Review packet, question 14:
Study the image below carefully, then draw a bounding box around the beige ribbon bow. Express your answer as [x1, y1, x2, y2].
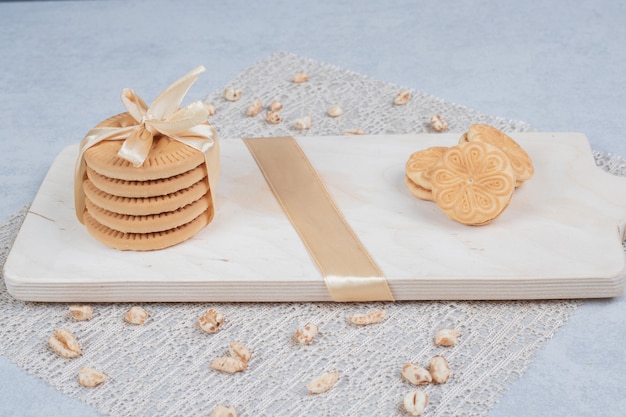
[74, 66, 219, 223]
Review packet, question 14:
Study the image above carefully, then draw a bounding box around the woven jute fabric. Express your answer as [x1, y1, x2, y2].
[1, 52, 624, 417]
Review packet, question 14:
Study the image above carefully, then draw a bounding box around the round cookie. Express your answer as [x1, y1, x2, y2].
[462, 124, 534, 185]
[430, 141, 516, 226]
[86, 164, 207, 198]
[83, 178, 210, 216]
[83, 210, 211, 251]
[404, 175, 433, 201]
[83, 113, 206, 181]
[405, 146, 447, 190]
[85, 194, 210, 234]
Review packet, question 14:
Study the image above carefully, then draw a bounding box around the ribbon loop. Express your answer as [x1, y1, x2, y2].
[121, 88, 148, 122]
[148, 66, 206, 120]
[117, 126, 154, 167]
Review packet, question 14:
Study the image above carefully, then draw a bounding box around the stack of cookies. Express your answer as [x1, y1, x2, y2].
[80, 113, 213, 251]
[405, 124, 534, 226]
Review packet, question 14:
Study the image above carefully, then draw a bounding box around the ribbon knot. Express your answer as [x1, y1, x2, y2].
[141, 114, 156, 124]
[74, 66, 220, 225]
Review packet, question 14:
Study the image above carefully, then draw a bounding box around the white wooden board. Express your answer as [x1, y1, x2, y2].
[4, 133, 626, 302]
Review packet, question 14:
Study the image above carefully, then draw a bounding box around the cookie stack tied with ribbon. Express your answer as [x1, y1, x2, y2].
[74, 66, 220, 251]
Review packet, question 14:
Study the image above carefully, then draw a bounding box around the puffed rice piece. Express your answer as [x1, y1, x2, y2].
[293, 322, 319, 345]
[198, 308, 225, 334]
[393, 90, 411, 105]
[49, 328, 81, 358]
[403, 390, 428, 416]
[268, 100, 283, 111]
[212, 404, 237, 417]
[69, 305, 93, 321]
[210, 356, 247, 374]
[294, 115, 312, 130]
[430, 114, 448, 132]
[434, 328, 460, 346]
[348, 309, 386, 325]
[429, 355, 450, 384]
[327, 104, 343, 118]
[344, 129, 365, 135]
[293, 71, 309, 83]
[124, 306, 148, 325]
[401, 363, 432, 386]
[223, 88, 242, 102]
[229, 340, 252, 364]
[265, 111, 282, 124]
[78, 367, 107, 387]
[246, 98, 262, 117]
[307, 371, 340, 394]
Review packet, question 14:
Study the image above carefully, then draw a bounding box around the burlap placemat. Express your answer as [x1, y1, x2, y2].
[1, 52, 624, 417]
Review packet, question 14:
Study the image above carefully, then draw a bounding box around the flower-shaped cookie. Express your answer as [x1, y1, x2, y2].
[430, 141, 516, 225]
[404, 175, 434, 201]
[405, 146, 448, 190]
[462, 124, 534, 185]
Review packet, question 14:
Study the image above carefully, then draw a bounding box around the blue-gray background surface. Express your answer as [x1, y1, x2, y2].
[1, 1, 625, 416]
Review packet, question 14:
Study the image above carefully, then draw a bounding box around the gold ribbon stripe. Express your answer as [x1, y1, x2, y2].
[243, 136, 394, 302]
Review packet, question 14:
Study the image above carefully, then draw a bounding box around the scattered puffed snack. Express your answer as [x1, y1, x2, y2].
[124, 306, 148, 325]
[293, 71, 309, 83]
[49, 328, 81, 358]
[293, 322, 319, 345]
[327, 104, 343, 117]
[348, 309, 386, 325]
[344, 129, 365, 135]
[401, 363, 432, 386]
[69, 305, 93, 321]
[307, 371, 340, 394]
[403, 390, 428, 416]
[212, 404, 237, 417]
[223, 88, 242, 102]
[211, 340, 252, 374]
[246, 98, 263, 117]
[210, 356, 247, 374]
[229, 340, 252, 364]
[78, 367, 107, 387]
[198, 308, 225, 334]
[434, 328, 460, 347]
[204, 102, 216, 116]
[294, 115, 312, 130]
[430, 114, 448, 132]
[394, 90, 411, 105]
[268, 100, 283, 112]
[265, 110, 282, 124]
[429, 355, 450, 384]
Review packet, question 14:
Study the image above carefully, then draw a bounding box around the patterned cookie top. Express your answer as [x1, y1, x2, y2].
[430, 141, 516, 226]
[405, 146, 448, 190]
[464, 124, 534, 184]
